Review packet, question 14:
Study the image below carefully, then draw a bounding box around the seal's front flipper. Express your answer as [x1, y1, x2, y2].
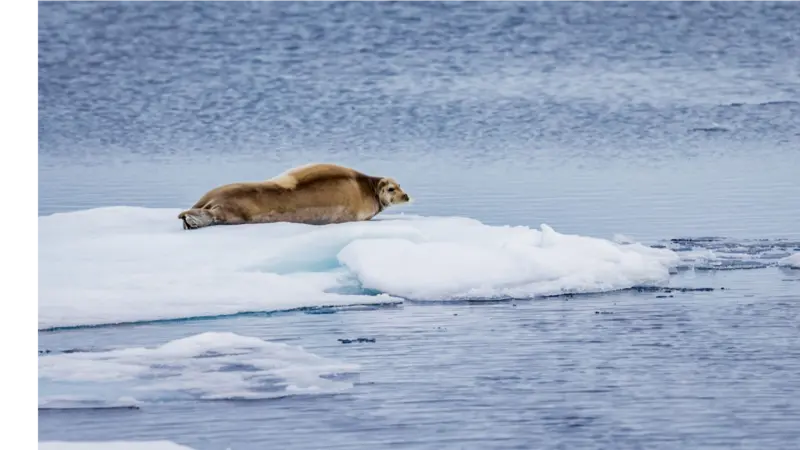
[178, 209, 215, 230]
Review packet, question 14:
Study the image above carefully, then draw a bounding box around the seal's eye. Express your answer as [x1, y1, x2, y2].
[387, 187, 395, 193]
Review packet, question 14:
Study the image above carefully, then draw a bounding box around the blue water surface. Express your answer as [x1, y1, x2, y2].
[38, 2, 800, 449]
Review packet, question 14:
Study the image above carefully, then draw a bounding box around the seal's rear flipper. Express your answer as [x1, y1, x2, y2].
[178, 209, 215, 230]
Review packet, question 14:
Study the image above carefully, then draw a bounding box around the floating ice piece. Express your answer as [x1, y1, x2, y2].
[39, 207, 680, 329]
[38, 332, 359, 407]
[779, 253, 800, 269]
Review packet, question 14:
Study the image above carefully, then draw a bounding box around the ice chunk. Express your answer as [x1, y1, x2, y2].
[39, 207, 680, 329]
[38, 332, 359, 407]
[779, 253, 800, 269]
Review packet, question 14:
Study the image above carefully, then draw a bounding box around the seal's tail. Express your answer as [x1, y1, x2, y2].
[178, 208, 214, 230]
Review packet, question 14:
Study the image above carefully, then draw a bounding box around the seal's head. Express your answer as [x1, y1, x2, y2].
[377, 177, 411, 208]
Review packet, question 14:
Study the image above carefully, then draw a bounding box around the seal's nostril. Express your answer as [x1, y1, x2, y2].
[402, 194, 409, 201]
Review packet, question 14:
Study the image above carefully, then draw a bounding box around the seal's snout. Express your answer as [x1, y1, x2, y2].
[401, 193, 409, 201]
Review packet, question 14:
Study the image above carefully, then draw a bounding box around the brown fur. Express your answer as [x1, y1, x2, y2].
[178, 163, 411, 230]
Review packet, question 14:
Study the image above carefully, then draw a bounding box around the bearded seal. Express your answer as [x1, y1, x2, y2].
[178, 163, 411, 230]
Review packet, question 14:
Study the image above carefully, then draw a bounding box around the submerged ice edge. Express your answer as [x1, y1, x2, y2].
[39, 284, 711, 333]
[37, 301, 401, 333]
[45, 206, 786, 330]
[39, 283, 702, 333]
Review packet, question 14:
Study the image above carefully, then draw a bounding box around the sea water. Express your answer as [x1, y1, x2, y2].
[39, 2, 800, 449]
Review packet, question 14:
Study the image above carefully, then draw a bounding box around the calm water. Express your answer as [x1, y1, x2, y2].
[39, 2, 800, 449]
